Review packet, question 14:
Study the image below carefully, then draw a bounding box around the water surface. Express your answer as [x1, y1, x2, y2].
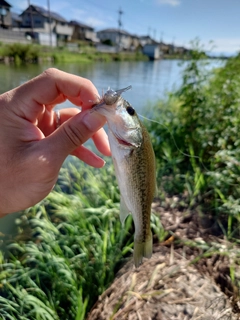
[0, 59, 224, 113]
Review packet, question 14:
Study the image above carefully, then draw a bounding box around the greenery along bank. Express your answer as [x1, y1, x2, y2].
[0, 42, 212, 64]
[146, 50, 240, 238]
[0, 42, 148, 64]
[0, 49, 240, 319]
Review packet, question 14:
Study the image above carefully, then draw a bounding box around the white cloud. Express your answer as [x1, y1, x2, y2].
[69, 8, 107, 27]
[207, 38, 240, 54]
[50, 1, 70, 13]
[68, 8, 86, 19]
[84, 17, 106, 28]
[156, 0, 181, 7]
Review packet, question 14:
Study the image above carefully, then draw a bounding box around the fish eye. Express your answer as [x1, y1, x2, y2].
[126, 106, 135, 116]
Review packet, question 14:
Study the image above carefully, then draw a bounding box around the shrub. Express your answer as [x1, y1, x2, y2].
[146, 50, 240, 237]
[3, 43, 40, 63]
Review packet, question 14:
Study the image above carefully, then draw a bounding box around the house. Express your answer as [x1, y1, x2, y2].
[69, 20, 98, 43]
[174, 45, 189, 55]
[0, 1, 29, 44]
[97, 28, 135, 50]
[0, 0, 11, 28]
[20, 4, 73, 45]
[130, 34, 141, 51]
[11, 12, 22, 29]
[159, 41, 170, 55]
[139, 35, 155, 47]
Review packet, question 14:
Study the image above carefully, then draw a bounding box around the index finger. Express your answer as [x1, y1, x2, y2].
[8, 68, 100, 122]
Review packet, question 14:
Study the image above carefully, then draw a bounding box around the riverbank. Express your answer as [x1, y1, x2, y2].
[0, 42, 226, 65]
[0, 43, 149, 64]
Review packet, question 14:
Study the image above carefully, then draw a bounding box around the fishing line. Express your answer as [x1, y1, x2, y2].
[138, 113, 210, 173]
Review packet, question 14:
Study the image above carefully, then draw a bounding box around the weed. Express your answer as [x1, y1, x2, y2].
[0, 159, 139, 319]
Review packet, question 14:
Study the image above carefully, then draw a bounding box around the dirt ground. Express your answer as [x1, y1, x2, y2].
[87, 197, 240, 320]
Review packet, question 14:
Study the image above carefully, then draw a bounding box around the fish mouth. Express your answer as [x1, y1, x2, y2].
[116, 137, 133, 147]
[112, 131, 134, 147]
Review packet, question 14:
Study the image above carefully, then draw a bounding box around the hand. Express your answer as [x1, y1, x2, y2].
[0, 68, 110, 216]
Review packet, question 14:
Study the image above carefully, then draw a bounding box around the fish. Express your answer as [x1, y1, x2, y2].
[92, 86, 156, 267]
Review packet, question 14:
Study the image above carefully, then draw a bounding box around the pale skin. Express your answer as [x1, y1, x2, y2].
[0, 68, 110, 217]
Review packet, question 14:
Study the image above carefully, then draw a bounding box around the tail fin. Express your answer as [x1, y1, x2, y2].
[133, 233, 152, 268]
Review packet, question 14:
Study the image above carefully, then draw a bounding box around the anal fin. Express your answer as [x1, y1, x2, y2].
[120, 196, 130, 226]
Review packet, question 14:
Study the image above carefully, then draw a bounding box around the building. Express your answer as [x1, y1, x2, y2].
[130, 34, 141, 51]
[159, 41, 171, 55]
[69, 20, 98, 43]
[20, 4, 73, 46]
[139, 35, 155, 47]
[11, 12, 22, 29]
[174, 45, 189, 55]
[0, 0, 11, 28]
[0, 1, 29, 44]
[97, 28, 137, 50]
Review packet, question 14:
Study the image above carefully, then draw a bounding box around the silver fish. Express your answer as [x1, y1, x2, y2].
[93, 86, 156, 267]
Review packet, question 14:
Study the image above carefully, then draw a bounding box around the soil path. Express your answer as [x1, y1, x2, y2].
[87, 198, 240, 320]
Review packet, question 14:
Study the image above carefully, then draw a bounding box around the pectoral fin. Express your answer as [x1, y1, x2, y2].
[120, 196, 130, 225]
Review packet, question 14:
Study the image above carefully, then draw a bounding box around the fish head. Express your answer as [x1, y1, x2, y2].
[93, 88, 142, 148]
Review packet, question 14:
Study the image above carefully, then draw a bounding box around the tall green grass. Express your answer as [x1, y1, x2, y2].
[0, 159, 134, 319]
[0, 158, 164, 319]
[0, 43, 148, 64]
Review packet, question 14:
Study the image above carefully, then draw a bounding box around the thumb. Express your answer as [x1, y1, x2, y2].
[44, 110, 106, 162]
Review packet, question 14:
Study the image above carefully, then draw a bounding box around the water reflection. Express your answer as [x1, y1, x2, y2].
[54, 60, 188, 111]
[0, 59, 224, 113]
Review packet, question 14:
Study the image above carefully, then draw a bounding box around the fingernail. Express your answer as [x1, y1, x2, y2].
[82, 110, 105, 131]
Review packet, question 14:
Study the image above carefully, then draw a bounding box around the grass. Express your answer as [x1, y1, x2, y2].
[0, 43, 148, 64]
[0, 158, 164, 319]
[0, 159, 128, 319]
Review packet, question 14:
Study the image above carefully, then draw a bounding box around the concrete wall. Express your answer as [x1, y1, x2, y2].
[0, 29, 29, 44]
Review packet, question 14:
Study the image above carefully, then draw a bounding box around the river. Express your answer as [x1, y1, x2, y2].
[0, 59, 224, 113]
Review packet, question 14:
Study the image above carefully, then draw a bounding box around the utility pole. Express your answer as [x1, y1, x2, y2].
[153, 29, 156, 41]
[47, 0, 52, 47]
[172, 36, 175, 54]
[118, 7, 123, 51]
[148, 26, 151, 37]
[28, 0, 34, 38]
[160, 31, 164, 43]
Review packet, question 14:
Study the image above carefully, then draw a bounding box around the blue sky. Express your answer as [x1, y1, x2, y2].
[8, 0, 240, 55]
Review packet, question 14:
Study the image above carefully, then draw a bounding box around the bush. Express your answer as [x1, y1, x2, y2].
[146, 50, 240, 237]
[3, 43, 41, 63]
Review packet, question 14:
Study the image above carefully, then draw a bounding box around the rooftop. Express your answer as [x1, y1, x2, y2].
[0, 0, 11, 8]
[21, 4, 67, 23]
[69, 20, 94, 30]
